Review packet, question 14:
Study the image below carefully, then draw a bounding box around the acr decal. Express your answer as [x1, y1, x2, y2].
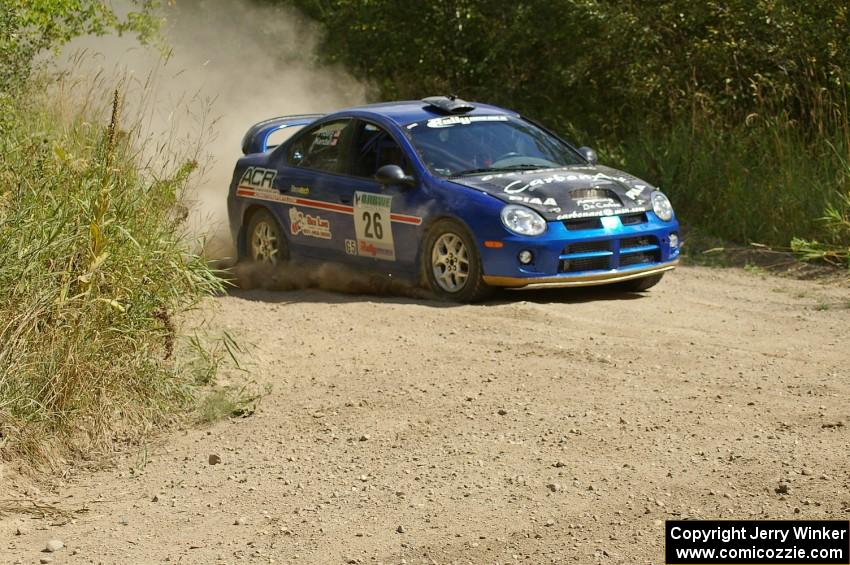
[354, 191, 395, 261]
[289, 207, 332, 240]
[344, 239, 358, 255]
[426, 115, 509, 128]
[239, 167, 277, 189]
[290, 185, 310, 195]
[235, 189, 423, 226]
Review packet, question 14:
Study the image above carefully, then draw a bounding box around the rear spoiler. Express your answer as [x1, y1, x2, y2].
[241, 114, 323, 154]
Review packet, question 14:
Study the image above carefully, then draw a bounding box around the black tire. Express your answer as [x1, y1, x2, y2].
[612, 273, 664, 292]
[244, 208, 288, 265]
[422, 218, 492, 302]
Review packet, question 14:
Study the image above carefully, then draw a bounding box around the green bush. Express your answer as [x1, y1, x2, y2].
[0, 85, 224, 462]
[0, 0, 161, 92]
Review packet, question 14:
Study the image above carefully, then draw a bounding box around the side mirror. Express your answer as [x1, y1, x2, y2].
[375, 164, 415, 187]
[578, 146, 598, 166]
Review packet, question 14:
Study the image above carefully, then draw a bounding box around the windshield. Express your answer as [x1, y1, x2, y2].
[404, 115, 585, 177]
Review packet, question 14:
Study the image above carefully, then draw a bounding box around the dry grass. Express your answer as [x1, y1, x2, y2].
[0, 78, 226, 467]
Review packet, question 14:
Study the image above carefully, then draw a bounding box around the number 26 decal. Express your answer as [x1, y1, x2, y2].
[362, 211, 384, 239]
[354, 191, 395, 261]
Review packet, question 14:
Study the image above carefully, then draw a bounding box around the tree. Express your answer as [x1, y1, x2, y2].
[0, 0, 162, 91]
[279, 0, 850, 137]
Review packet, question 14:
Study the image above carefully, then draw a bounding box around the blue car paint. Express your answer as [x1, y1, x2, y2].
[227, 100, 679, 287]
[477, 211, 679, 278]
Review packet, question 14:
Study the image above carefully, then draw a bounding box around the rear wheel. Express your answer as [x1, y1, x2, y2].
[245, 209, 287, 265]
[612, 273, 664, 292]
[423, 219, 491, 302]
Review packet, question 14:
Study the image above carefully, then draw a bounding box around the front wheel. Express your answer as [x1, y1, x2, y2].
[422, 219, 492, 302]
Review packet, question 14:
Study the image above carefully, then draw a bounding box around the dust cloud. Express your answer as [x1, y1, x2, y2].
[231, 262, 431, 299]
[58, 0, 366, 260]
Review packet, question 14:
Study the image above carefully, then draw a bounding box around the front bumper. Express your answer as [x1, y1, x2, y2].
[484, 260, 678, 289]
[479, 211, 680, 289]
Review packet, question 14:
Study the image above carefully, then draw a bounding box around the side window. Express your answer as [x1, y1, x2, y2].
[351, 122, 408, 178]
[288, 120, 351, 174]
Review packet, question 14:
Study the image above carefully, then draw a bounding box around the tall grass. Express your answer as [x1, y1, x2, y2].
[611, 104, 850, 252]
[0, 80, 224, 464]
[603, 73, 850, 267]
[791, 190, 850, 266]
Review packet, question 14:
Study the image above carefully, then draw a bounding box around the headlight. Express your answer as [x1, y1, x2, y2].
[651, 191, 674, 221]
[500, 205, 547, 236]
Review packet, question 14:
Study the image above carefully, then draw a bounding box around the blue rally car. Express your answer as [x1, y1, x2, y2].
[228, 96, 679, 301]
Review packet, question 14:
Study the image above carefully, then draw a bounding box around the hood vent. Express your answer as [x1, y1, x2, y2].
[570, 188, 622, 204]
[422, 95, 475, 114]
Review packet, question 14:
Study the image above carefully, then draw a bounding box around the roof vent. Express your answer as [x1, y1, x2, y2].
[422, 95, 475, 114]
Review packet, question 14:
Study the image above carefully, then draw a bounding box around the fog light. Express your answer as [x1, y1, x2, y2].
[518, 250, 534, 264]
[669, 233, 679, 249]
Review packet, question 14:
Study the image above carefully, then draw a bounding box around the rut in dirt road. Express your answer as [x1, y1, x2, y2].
[2, 266, 849, 564]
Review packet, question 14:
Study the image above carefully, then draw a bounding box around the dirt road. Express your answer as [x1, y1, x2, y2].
[2, 266, 849, 564]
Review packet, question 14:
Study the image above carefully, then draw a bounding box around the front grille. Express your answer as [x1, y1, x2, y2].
[621, 235, 657, 249]
[559, 256, 610, 273]
[556, 232, 663, 274]
[564, 218, 602, 231]
[564, 241, 610, 254]
[620, 212, 647, 226]
[620, 251, 659, 267]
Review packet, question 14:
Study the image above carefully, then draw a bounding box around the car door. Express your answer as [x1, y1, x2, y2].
[333, 120, 424, 272]
[272, 118, 357, 262]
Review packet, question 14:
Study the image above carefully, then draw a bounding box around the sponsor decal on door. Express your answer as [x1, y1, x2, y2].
[354, 192, 395, 261]
[289, 207, 332, 239]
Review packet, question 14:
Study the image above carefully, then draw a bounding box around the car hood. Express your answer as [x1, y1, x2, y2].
[449, 165, 656, 221]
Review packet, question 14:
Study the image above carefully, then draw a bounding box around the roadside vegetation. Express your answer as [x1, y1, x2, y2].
[0, 1, 228, 465]
[2, 0, 847, 469]
[280, 0, 850, 267]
